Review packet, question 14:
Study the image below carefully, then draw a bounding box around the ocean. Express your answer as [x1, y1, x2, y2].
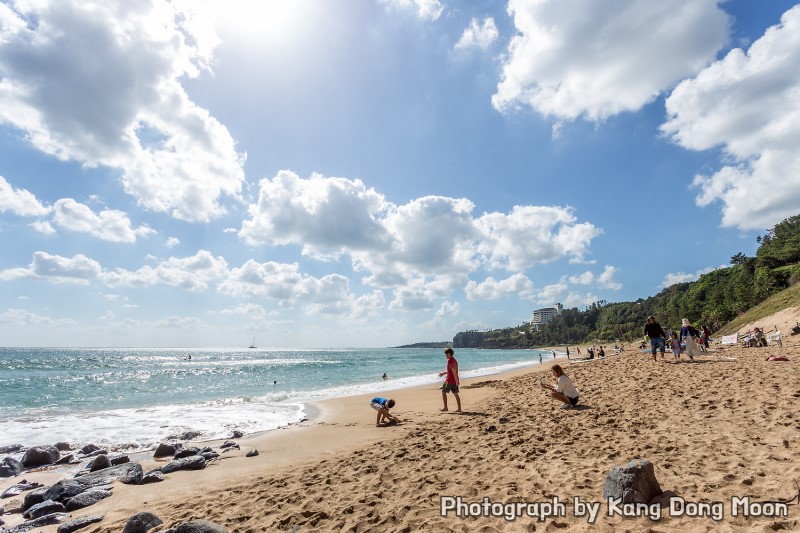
[0, 346, 559, 452]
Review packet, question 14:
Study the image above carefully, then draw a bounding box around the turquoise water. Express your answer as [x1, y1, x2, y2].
[0, 347, 557, 451]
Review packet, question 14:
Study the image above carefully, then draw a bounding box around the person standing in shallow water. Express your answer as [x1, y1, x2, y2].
[439, 347, 461, 412]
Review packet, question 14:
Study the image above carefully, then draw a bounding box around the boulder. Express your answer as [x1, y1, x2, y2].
[160, 455, 206, 474]
[173, 447, 200, 459]
[22, 486, 48, 510]
[75, 462, 143, 486]
[175, 520, 229, 533]
[79, 444, 101, 456]
[57, 514, 105, 533]
[230, 430, 244, 439]
[603, 459, 663, 504]
[23, 498, 66, 519]
[0, 457, 23, 478]
[110, 454, 131, 465]
[122, 511, 163, 533]
[55, 454, 76, 465]
[200, 451, 219, 461]
[1, 478, 42, 498]
[245, 450, 259, 457]
[43, 480, 88, 504]
[4, 512, 70, 531]
[140, 470, 165, 485]
[65, 488, 112, 511]
[0, 444, 23, 454]
[87, 454, 112, 471]
[54, 442, 73, 452]
[21, 445, 60, 468]
[153, 442, 181, 458]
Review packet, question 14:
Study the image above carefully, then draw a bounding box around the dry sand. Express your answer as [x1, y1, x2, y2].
[2, 317, 799, 532]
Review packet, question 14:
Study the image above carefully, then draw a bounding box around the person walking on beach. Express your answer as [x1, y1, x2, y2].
[644, 315, 667, 362]
[669, 331, 682, 361]
[371, 397, 397, 426]
[439, 347, 461, 412]
[540, 364, 580, 409]
[680, 319, 701, 361]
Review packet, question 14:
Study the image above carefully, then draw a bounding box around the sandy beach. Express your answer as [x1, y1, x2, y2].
[2, 325, 799, 532]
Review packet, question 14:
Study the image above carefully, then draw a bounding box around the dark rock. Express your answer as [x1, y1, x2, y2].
[79, 444, 101, 456]
[153, 442, 181, 458]
[4, 512, 70, 532]
[54, 442, 73, 452]
[160, 455, 206, 474]
[230, 430, 244, 439]
[2, 479, 44, 499]
[22, 487, 48, 510]
[43, 480, 87, 504]
[57, 514, 105, 533]
[55, 454, 75, 465]
[200, 451, 219, 461]
[110, 454, 131, 465]
[75, 462, 143, 486]
[140, 470, 165, 484]
[21, 445, 60, 468]
[173, 447, 200, 459]
[175, 519, 229, 533]
[484, 425, 497, 432]
[218, 441, 238, 450]
[245, 449, 259, 457]
[88, 449, 109, 457]
[0, 457, 23, 478]
[23, 499, 66, 519]
[65, 488, 112, 511]
[0, 444, 23, 454]
[177, 430, 202, 441]
[198, 447, 213, 453]
[122, 511, 163, 533]
[603, 459, 663, 504]
[88, 454, 112, 471]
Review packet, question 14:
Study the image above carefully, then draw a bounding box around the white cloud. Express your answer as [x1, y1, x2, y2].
[240, 171, 390, 255]
[660, 266, 720, 288]
[597, 265, 622, 290]
[0, 308, 76, 327]
[563, 291, 600, 309]
[475, 206, 602, 270]
[661, 5, 800, 230]
[388, 275, 464, 312]
[381, 0, 443, 21]
[493, 0, 729, 121]
[568, 271, 594, 285]
[465, 273, 533, 300]
[52, 198, 154, 243]
[455, 17, 499, 52]
[166, 237, 180, 248]
[435, 300, 460, 319]
[104, 250, 229, 291]
[533, 282, 567, 304]
[0, 175, 50, 216]
[30, 220, 56, 235]
[0, 0, 244, 222]
[219, 303, 268, 321]
[0, 252, 102, 284]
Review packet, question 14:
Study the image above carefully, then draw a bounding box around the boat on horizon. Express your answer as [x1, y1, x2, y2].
[248, 337, 257, 349]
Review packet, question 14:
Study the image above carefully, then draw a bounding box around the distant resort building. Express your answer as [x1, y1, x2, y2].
[530, 303, 563, 330]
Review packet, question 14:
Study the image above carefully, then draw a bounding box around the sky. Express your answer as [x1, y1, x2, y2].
[1, 0, 799, 348]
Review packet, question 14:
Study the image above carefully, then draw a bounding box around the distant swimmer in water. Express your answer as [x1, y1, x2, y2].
[186, 355, 192, 360]
[382, 373, 388, 380]
[273, 381, 277, 385]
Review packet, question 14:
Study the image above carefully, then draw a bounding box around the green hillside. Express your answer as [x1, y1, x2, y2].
[453, 213, 800, 349]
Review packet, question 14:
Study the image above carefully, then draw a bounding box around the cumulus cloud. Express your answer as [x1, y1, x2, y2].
[0, 308, 76, 327]
[661, 5, 800, 230]
[219, 303, 268, 321]
[30, 220, 56, 235]
[0, 252, 102, 284]
[533, 282, 568, 304]
[493, 0, 729, 121]
[381, 0, 443, 20]
[570, 265, 622, 290]
[0, 0, 245, 222]
[465, 273, 533, 300]
[660, 266, 721, 288]
[387, 275, 464, 312]
[166, 237, 180, 248]
[0, 176, 50, 216]
[455, 17, 499, 52]
[104, 250, 229, 292]
[52, 198, 154, 243]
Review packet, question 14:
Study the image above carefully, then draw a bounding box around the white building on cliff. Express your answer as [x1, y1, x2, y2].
[531, 303, 563, 330]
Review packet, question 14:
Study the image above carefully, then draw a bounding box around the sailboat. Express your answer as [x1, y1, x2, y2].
[248, 337, 257, 349]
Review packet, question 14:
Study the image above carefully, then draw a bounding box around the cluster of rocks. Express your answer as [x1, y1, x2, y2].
[1, 438, 256, 533]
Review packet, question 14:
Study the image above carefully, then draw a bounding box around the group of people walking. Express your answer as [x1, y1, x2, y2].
[644, 315, 711, 362]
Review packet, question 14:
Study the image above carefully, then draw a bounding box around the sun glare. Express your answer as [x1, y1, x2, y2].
[215, 0, 309, 46]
